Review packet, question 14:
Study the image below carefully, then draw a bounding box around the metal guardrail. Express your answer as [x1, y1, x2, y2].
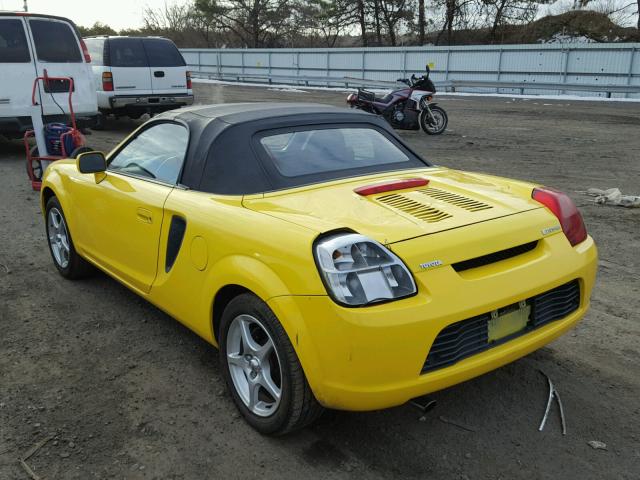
[191, 71, 640, 98]
[191, 71, 399, 88]
[446, 80, 640, 97]
[183, 43, 640, 99]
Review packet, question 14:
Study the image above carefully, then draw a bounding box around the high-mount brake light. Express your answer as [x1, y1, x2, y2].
[354, 178, 429, 196]
[532, 187, 587, 246]
[102, 72, 114, 92]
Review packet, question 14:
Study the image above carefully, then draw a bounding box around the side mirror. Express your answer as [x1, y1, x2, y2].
[77, 151, 107, 174]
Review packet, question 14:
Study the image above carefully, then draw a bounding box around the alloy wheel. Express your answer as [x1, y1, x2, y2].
[47, 207, 70, 269]
[226, 314, 283, 417]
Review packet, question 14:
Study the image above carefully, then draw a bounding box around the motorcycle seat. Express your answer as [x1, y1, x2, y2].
[357, 89, 392, 104]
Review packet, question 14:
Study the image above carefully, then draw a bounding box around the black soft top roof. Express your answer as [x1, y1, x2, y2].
[150, 103, 428, 195]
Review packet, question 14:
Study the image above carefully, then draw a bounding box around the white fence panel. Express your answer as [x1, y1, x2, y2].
[181, 44, 640, 98]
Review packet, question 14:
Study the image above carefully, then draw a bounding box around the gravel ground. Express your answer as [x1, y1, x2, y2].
[1, 83, 639, 479]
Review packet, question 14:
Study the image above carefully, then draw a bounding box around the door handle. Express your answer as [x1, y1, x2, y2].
[137, 208, 153, 224]
[154, 71, 165, 78]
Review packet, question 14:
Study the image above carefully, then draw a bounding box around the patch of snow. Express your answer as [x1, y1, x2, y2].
[539, 33, 597, 44]
[268, 87, 308, 93]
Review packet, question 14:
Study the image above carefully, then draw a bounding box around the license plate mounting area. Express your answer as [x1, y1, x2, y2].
[487, 300, 531, 343]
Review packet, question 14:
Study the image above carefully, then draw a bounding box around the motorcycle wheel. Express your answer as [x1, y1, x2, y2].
[420, 106, 448, 135]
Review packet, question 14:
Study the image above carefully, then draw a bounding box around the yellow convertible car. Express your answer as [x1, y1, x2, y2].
[41, 103, 597, 434]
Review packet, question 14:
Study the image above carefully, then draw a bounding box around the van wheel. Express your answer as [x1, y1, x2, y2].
[27, 146, 43, 181]
[219, 293, 323, 435]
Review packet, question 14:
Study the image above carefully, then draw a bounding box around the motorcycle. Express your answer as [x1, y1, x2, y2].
[346, 64, 448, 135]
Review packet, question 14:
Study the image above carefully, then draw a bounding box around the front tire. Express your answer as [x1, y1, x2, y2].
[45, 196, 93, 279]
[420, 105, 448, 135]
[219, 293, 323, 435]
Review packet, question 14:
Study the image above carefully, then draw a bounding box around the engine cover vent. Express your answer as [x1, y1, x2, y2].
[376, 193, 452, 223]
[417, 187, 493, 212]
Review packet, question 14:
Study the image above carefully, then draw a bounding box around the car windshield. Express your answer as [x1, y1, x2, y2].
[259, 127, 421, 178]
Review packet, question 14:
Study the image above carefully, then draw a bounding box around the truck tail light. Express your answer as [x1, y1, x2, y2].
[532, 187, 587, 246]
[80, 38, 92, 63]
[186, 71, 192, 89]
[102, 72, 114, 92]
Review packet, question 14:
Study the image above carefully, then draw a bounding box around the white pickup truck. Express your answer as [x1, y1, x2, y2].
[84, 36, 194, 125]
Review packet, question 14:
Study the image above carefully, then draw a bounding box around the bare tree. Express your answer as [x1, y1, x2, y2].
[418, 0, 426, 44]
[356, 0, 369, 45]
[144, 2, 192, 33]
[482, 0, 549, 40]
[300, 0, 357, 47]
[377, 0, 414, 45]
[194, 0, 296, 48]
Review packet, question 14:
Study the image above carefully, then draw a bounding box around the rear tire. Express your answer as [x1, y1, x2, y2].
[45, 196, 93, 279]
[219, 293, 323, 435]
[92, 113, 105, 131]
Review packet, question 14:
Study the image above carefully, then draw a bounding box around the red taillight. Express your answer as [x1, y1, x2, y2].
[532, 187, 587, 246]
[354, 178, 429, 196]
[102, 72, 114, 92]
[80, 38, 91, 63]
[186, 71, 192, 89]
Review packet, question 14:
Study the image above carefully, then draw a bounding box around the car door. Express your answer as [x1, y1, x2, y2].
[142, 38, 187, 95]
[71, 121, 189, 293]
[106, 38, 153, 96]
[0, 17, 37, 123]
[25, 17, 97, 117]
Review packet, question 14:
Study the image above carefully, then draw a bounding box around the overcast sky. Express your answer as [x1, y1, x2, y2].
[0, 0, 163, 29]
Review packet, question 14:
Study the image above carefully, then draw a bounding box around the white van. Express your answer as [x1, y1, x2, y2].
[84, 36, 194, 123]
[0, 12, 98, 138]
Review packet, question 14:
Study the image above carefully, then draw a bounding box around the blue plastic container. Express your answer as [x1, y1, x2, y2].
[44, 123, 74, 156]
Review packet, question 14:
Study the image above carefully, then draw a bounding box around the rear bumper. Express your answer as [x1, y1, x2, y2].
[107, 94, 194, 110]
[267, 235, 597, 411]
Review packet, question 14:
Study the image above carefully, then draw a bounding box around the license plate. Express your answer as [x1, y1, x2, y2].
[487, 301, 531, 342]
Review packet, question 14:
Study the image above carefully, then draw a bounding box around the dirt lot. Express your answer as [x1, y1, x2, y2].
[1, 83, 639, 480]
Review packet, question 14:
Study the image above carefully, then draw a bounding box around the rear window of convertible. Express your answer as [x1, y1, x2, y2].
[257, 126, 421, 178]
